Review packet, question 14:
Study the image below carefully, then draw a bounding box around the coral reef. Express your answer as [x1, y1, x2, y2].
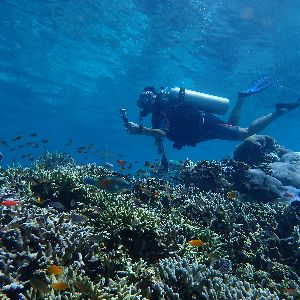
[0, 146, 300, 299]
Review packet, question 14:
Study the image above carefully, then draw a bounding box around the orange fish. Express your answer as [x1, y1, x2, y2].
[51, 282, 69, 291]
[47, 264, 63, 275]
[117, 159, 125, 166]
[188, 239, 205, 247]
[285, 287, 299, 296]
[117, 159, 126, 171]
[1, 200, 19, 207]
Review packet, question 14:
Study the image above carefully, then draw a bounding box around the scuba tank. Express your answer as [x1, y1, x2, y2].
[167, 87, 229, 115]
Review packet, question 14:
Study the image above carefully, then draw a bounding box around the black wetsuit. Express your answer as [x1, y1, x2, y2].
[151, 91, 239, 149]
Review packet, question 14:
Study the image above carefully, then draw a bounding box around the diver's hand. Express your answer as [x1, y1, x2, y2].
[126, 122, 141, 135]
[126, 122, 166, 138]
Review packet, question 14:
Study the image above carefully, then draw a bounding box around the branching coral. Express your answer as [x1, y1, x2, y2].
[149, 256, 280, 300]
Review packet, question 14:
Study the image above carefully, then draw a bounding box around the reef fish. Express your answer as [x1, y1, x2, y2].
[68, 213, 88, 224]
[49, 201, 65, 210]
[84, 176, 132, 193]
[51, 282, 69, 291]
[188, 239, 205, 247]
[117, 159, 126, 171]
[47, 264, 63, 275]
[227, 191, 239, 200]
[74, 281, 90, 294]
[1, 200, 19, 207]
[30, 278, 48, 293]
[265, 230, 280, 241]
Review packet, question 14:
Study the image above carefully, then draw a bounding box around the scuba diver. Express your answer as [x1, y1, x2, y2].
[122, 76, 300, 169]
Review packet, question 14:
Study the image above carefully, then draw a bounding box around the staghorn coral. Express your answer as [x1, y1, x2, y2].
[0, 195, 102, 299]
[149, 256, 280, 300]
[33, 151, 76, 170]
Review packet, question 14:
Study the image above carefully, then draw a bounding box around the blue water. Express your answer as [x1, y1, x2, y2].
[1, 0, 300, 168]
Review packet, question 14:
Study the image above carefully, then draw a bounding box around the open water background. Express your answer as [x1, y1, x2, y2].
[0, 0, 300, 167]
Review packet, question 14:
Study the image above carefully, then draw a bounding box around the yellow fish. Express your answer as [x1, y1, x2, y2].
[227, 191, 239, 200]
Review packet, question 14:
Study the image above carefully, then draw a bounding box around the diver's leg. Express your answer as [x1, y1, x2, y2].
[228, 96, 245, 126]
[236, 109, 285, 140]
[229, 76, 278, 126]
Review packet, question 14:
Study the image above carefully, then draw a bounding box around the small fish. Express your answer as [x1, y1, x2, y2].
[74, 281, 90, 294]
[41, 139, 49, 143]
[7, 220, 23, 229]
[87, 143, 94, 149]
[117, 159, 126, 166]
[0, 152, 3, 162]
[144, 161, 155, 168]
[51, 282, 68, 291]
[188, 239, 205, 247]
[206, 252, 221, 261]
[91, 206, 101, 214]
[49, 201, 65, 210]
[86, 234, 104, 243]
[70, 199, 76, 207]
[84, 176, 132, 193]
[65, 138, 73, 146]
[69, 213, 88, 224]
[29, 133, 38, 137]
[117, 159, 126, 171]
[47, 264, 63, 275]
[36, 196, 41, 204]
[227, 191, 239, 200]
[0, 140, 9, 147]
[30, 277, 48, 293]
[12, 135, 23, 141]
[285, 287, 299, 296]
[140, 187, 152, 196]
[265, 230, 280, 241]
[1, 200, 19, 207]
[283, 192, 293, 198]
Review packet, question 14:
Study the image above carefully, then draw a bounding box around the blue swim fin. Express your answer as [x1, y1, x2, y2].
[238, 76, 277, 98]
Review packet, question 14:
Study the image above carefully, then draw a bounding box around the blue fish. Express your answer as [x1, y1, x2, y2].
[84, 176, 132, 193]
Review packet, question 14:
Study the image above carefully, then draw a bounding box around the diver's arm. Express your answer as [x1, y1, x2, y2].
[141, 127, 166, 138]
[126, 122, 166, 138]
